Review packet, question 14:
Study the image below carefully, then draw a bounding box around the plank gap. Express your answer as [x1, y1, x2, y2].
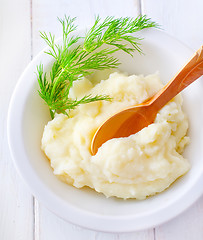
[153, 228, 156, 240]
[30, 0, 33, 60]
[32, 197, 36, 240]
[139, 0, 143, 15]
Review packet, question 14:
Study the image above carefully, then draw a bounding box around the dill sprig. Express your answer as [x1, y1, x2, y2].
[37, 15, 158, 118]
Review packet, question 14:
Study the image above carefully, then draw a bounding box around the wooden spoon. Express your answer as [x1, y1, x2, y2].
[91, 46, 203, 155]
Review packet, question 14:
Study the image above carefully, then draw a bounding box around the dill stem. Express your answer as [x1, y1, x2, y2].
[49, 109, 55, 119]
[50, 67, 65, 99]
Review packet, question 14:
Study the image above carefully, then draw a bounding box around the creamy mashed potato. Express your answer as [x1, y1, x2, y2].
[42, 72, 190, 199]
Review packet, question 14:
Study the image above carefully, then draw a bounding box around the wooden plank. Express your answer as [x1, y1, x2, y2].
[142, 0, 203, 239]
[32, 0, 142, 55]
[155, 196, 203, 240]
[35, 202, 154, 240]
[141, 0, 203, 50]
[32, 0, 154, 239]
[0, 0, 33, 239]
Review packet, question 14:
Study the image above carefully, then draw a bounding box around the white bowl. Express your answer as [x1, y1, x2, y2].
[7, 29, 203, 232]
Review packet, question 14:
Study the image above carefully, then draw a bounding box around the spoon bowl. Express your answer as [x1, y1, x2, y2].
[91, 101, 156, 154]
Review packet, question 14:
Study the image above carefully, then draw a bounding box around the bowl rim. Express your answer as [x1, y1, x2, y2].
[7, 28, 203, 232]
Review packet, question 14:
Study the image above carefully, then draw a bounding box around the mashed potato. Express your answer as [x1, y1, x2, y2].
[42, 72, 190, 199]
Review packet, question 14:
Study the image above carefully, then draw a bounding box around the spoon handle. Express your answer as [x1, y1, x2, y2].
[151, 46, 203, 110]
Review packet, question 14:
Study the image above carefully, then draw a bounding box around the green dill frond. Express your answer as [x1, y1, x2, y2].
[37, 15, 158, 118]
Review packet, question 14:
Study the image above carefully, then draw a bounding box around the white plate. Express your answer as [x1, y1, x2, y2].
[7, 29, 203, 232]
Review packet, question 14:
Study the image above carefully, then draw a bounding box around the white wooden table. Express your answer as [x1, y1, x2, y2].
[1, 0, 203, 239]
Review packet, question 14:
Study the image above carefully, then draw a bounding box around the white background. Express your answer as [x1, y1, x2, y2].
[1, 0, 203, 239]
